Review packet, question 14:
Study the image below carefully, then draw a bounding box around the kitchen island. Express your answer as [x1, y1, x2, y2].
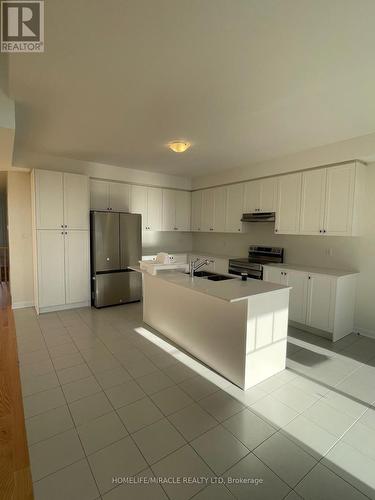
[142, 271, 290, 390]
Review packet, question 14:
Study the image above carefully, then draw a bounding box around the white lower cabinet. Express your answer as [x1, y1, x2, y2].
[306, 273, 335, 332]
[263, 265, 357, 341]
[64, 231, 90, 305]
[37, 230, 66, 309]
[263, 267, 308, 324]
[36, 230, 90, 312]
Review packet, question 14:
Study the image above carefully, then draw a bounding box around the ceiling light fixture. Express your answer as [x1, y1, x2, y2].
[168, 141, 191, 153]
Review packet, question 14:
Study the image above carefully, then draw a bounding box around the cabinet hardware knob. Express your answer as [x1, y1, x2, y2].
[275, 229, 278, 232]
[323, 229, 326, 233]
[308, 276, 311, 279]
[65, 225, 67, 228]
[61, 231, 64, 235]
[61, 224, 64, 228]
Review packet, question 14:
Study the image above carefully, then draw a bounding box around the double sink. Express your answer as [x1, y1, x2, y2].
[188, 270, 235, 281]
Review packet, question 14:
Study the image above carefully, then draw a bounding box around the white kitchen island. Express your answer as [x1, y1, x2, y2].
[142, 271, 290, 390]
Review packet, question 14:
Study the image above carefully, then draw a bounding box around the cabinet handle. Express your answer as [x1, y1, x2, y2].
[237, 228, 241, 232]
[61, 231, 64, 235]
[308, 276, 311, 279]
[64, 225, 67, 228]
[210, 228, 213, 231]
[323, 229, 326, 233]
[275, 229, 278, 233]
[319, 230, 322, 233]
[61, 224, 64, 228]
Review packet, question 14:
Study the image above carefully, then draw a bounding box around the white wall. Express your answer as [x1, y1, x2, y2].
[192, 132, 375, 189]
[13, 151, 192, 190]
[7, 171, 34, 308]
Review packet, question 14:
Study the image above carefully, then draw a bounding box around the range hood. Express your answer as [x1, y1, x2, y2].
[241, 212, 275, 222]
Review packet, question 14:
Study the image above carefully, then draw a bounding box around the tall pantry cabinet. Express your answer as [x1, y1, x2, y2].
[31, 169, 90, 314]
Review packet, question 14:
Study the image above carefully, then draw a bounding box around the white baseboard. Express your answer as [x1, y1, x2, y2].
[12, 301, 34, 310]
[355, 327, 375, 339]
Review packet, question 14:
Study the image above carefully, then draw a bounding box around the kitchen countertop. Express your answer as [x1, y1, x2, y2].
[263, 263, 359, 277]
[144, 270, 289, 303]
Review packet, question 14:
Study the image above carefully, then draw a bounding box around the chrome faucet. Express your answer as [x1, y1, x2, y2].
[189, 258, 215, 277]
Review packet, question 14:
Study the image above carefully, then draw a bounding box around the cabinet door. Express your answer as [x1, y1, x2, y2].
[191, 191, 202, 231]
[244, 180, 260, 213]
[90, 180, 110, 211]
[37, 230, 66, 308]
[324, 164, 355, 236]
[260, 178, 277, 212]
[213, 187, 227, 232]
[263, 267, 283, 284]
[300, 169, 326, 235]
[131, 185, 148, 229]
[226, 184, 244, 232]
[64, 173, 89, 230]
[65, 231, 90, 304]
[175, 191, 191, 231]
[147, 187, 162, 231]
[162, 189, 176, 231]
[275, 173, 302, 234]
[201, 189, 215, 232]
[285, 270, 308, 324]
[109, 182, 131, 212]
[306, 274, 335, 332]
[35, 170, 64, 229]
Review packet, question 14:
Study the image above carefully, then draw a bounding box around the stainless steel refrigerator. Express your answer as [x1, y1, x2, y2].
[90, 211, 142, 308]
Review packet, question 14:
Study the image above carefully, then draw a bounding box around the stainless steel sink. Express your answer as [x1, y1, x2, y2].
[185, 271, 235, 281]
[207, 275, 235, 281]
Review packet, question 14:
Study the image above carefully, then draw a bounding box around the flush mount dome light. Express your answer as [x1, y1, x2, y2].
[168, 141, 191, 153]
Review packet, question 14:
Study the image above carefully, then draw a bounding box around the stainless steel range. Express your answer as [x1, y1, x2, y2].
[228, 245, 284, 280]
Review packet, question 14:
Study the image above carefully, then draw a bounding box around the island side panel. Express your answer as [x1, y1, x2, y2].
[143, 273, 248, 388]
[244, 289, 290, 389]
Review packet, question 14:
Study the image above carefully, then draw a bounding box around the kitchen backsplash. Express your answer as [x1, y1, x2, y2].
[192, 223, 361, 271]
[142, 230, 193, 255]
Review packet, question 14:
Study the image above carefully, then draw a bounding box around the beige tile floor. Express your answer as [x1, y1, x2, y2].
[14, 302, 375, 500]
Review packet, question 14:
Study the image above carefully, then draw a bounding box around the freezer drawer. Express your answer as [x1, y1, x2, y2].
[93, 270, 141, 308]
[92, 211, 120, 272]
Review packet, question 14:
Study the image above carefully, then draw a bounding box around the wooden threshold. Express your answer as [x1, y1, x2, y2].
[0, 283, 34, 500]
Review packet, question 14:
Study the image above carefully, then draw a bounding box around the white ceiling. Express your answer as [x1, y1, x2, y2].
[8, 0, 375, 177]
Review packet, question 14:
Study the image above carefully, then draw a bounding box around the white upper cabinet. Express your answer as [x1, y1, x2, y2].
[90, 180, 130, 212]
[175, 191, 191, 231]
[324, 163, 356, 236]
[201, 189, 215, 232]
[213, 187, 227, 232]
[244, 178, 277, 213]
[132, 186, 162, 231]
[162, 189, 175, 231]
[275, 173, 302, 234]
[90, 180, 109, 211]
[35, 170, 64, 229]
[147, 187, 163, 231]
[191, 191, 202, 231]
[300, 169, 327, 235]
[35, 170, 88, 230]
[226, 184, 244, 232]
[244, 181, 260, 213]
[109, 182, 131, 212]
[64, 173, 89, 230]
[260, 177, 278, 212]
[299, 162, 365, 236]
[130, 185, 148, 225]
[162, 190, 191, 231]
